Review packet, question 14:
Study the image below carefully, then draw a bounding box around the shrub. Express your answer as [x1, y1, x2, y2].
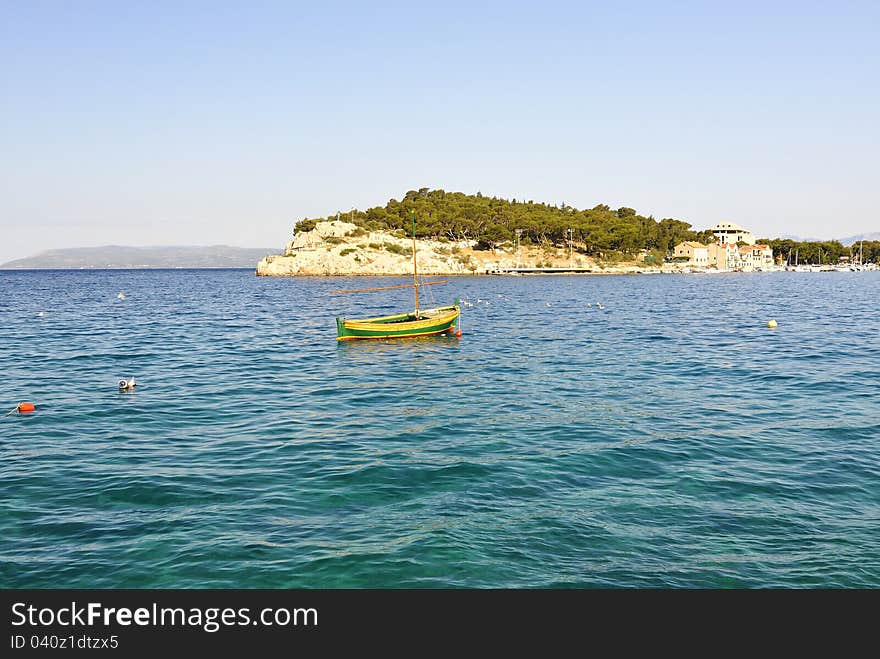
[385, 243, 412, 256]
[325, 236, 345, 245]
[368, 242, 383, 250]
[340, 248, 357, 256]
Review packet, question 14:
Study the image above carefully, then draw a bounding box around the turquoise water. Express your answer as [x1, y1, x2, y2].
[1, 269, 878, 588]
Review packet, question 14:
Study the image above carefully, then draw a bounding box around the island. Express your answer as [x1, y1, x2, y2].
[256, 188, 879, 276]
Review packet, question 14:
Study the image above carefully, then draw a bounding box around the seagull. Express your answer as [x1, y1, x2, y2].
[586, 303, 592, 308]
[117, 292, 126, 300]
[118, 377, 136, 391]
[597, 303, 605, 310]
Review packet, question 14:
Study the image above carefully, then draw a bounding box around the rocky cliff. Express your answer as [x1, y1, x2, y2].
[255, 220, 481, 276]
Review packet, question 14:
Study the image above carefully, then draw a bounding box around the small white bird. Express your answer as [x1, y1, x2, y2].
[597, 303, 605, 310]
[37, 311, 45, 317]
[117, 292, 126, 300]
[546, 302, 552, 307]
[586, 303, 592, 308]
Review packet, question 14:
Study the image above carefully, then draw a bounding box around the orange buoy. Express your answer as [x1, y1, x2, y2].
[17, 402, 35, 413]
[455, 330, 462, 338]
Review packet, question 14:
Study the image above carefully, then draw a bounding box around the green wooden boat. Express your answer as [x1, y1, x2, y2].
[336, 302, 460, 341]
[332, 212, 461, 341]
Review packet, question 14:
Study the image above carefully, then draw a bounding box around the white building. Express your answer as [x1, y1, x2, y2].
[737, 244, 774, 271]
[709, 222, 755, 245]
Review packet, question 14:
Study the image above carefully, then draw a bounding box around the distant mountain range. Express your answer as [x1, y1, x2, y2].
[839, 232, 880, 245]
[777, 232, 880, 245]
[0, 245, 277, 269]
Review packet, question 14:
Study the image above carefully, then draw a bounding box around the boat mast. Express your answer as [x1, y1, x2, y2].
[412, 210, 419, 315]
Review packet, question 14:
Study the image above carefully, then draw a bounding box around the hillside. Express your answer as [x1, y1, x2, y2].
[1, 245, 276, 269]
[294, 188, 714, 260]
[256, 220, 675, 276]
[285, 188, 879, 267]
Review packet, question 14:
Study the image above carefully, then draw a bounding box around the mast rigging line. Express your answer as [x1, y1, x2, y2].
[329, 281, 448, 295]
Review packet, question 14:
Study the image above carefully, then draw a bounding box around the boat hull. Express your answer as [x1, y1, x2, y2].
[336, 304, 460, 341]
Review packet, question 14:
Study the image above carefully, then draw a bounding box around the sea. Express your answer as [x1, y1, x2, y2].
[1, 269, 878, 588]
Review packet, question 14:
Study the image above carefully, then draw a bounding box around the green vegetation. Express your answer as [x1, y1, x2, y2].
[324, 236, 345, 245]
[296, 188, 714, 259]
[340, 247, 357, 256]
[384, 243, 412, 257]
[290, 188, 880, 263]
[760, 238, 880, 265]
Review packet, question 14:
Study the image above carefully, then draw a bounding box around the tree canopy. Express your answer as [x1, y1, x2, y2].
[758, 238, 879, 265]
[295, 188, 717, 257]
[293, 188, 877, 261]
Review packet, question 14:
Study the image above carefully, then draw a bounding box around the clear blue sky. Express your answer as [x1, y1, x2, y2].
[2, 0, 878, 262]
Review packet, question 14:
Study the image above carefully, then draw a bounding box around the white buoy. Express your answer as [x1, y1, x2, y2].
[118, 377, 136, 390]
[767, 319, 778, 328]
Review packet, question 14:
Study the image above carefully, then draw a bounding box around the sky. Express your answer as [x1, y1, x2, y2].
[1, 0, 878, 262]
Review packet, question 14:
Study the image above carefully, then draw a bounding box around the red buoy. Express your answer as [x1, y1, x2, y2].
[455, 330, 462, 338]
[17, 402, 35, 413]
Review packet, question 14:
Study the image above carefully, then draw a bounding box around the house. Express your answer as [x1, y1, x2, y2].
[706, 242, 739, 269]
[673, 241, 708, 266]
[737, 244, 774, 271]
[709, 222, 755, 245]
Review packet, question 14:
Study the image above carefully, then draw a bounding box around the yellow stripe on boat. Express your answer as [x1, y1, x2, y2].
[343, 308, 459, 331]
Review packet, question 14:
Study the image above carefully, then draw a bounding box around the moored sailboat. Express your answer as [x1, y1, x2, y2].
[332, 212, 461, 341]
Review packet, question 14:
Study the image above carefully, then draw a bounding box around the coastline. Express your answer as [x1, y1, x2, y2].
[255, 220, 878, 278]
